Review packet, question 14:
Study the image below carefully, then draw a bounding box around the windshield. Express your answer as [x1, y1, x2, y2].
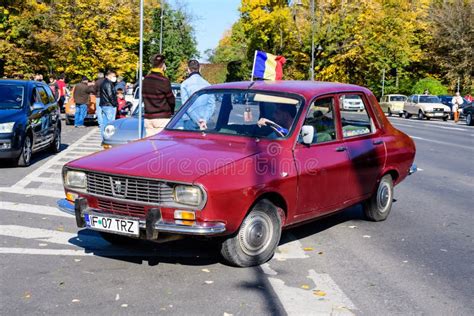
[390, 96, 406, 102]
[167, 90, 302, 139]
[0, 84, 25, 109]
[419, 96, 440, 103]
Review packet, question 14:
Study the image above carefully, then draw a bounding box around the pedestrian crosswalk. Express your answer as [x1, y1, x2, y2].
[0, 127, 357, 315]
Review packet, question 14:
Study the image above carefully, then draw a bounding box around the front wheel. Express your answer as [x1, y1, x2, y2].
[466, 113, 473, 126]
[363, 174, 394, 222]
[404, 111, 411, 119]
[220, 199, 282, 267]
[17, 134, 32, 167]
[387, 108, 392, 117]
[418, 110, 424, 120]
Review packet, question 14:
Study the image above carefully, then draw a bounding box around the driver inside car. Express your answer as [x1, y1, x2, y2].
[257, 104, 296, 138]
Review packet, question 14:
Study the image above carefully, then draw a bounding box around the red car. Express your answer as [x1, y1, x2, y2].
[58, 81, 416, 267]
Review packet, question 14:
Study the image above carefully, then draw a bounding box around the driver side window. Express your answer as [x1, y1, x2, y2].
[303, 97, 337, 144]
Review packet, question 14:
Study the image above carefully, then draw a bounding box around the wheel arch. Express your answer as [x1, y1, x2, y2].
[253, 191, 288, 225]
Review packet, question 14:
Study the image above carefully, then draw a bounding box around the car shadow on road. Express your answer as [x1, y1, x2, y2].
[0, 143, 69, 168]
[67, 203, 374, 269]
[68, 228, 220, 267]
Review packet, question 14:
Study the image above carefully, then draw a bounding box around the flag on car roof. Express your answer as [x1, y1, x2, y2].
[251, 50, 286, 81]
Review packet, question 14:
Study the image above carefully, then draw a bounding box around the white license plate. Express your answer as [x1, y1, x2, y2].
[434, 113, 443, 116]
[84, 213, 139, 236]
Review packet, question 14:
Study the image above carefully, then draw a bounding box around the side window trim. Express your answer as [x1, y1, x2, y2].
[299, 94, 340, 146]
[337, 92, 376, 139]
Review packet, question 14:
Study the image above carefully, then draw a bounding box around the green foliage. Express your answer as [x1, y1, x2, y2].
[412, 78, 448, 95]
[0, 0, 198, 83]
[145, 4, 199, 82]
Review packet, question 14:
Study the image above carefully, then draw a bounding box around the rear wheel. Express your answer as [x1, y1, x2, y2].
[387, 108, 392, 117]
[404, 111, 411, 119]
[466, 113, 473, 126]
[363, 174, 394, 222]
[398, 112, 403, 118]
[220, 199, 282, 267]
[17, 134, 32, 167]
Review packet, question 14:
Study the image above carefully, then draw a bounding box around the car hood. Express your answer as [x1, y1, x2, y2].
[106, 117, 144, 142]
[68, 134, 262, 184]
[0, 108, 24, 124]
[421, 103, 450, 111]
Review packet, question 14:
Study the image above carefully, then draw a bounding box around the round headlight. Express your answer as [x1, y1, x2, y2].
[103, 125, 116, 139]
[65, 170, 87, 189]
[173, 185, 202, 206]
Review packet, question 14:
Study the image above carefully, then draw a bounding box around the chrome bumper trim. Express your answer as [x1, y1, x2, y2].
[408, 164, 417, 175]
[56, 199, 226, 235]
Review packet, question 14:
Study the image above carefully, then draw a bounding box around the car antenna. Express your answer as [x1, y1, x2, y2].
[247, 81, 257, 89]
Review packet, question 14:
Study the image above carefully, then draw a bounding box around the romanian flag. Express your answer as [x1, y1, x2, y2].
[252, 50, 286, 81]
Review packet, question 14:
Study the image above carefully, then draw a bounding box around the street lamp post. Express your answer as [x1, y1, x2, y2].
[137, 0, 145, 139]
[310, 0, 315, 81]
[160, 0, 164, 54]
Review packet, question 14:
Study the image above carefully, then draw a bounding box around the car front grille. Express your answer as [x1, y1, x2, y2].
[86, 172, 174, 204]
[434, 108, 444, 112]
[97, 198, 146, 218]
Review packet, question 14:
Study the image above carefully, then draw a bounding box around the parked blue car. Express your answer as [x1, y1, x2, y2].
[102, 83, 181, 149]
[0, 80, 61, 166]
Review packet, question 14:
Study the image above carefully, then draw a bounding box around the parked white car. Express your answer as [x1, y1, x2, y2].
[341, 95, 364, 111]
[380, 94, 407, 117]
[403, 95, 450, 120]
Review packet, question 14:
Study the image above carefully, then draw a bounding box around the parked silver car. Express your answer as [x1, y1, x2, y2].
[403, 95, 450, 120]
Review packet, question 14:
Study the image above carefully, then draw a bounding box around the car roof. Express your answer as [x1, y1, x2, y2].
[386, 94, 406, 97]
[206, 80, 370, 99]
[0, 79, 31, 85]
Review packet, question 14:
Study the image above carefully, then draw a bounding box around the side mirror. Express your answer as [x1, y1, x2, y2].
[301, 125, 314, 145]
[32, 102, 43, 111]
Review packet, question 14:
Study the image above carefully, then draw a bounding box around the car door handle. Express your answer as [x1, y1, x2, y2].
[373, 140, 384, 145]
[335, 146, 347, 152]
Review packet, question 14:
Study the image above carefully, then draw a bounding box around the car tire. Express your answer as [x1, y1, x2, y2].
[418, 110, 424, 120]
[99, 232, 136, 245]
[404, 111, 411, 119]
[17, 134, 32, 167]
[220, 199, 282, 267]
[398, 113, 403, 118]
[388, 108, 392, 117]
[50, 126, 61, 153]
[442, 116, 448, 121]
[363, 174, 394, 222]
[466, 113, 473, 126]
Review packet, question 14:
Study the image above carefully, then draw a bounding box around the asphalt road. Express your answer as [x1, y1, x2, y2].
[0, 116, 473, 315]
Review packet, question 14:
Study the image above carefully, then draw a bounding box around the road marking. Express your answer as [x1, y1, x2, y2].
[0, 201, 73, 218]
[274, 234, 309, 260]
[0, 187, 64, 198]
[409, 135, 472, 150]
[267, 270, 356, 315]
[0, 225, 101, 247]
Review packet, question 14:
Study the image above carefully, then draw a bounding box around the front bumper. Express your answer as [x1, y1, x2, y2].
[0, 134, 21, 159]
[424, 112, 448, 118]
[57, 198, 226, 236]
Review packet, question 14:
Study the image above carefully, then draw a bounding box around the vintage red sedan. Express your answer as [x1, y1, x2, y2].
[57, 81, 416, 267]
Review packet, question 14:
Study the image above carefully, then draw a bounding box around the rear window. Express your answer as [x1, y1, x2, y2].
[0, 84, 25, 109]
[390, 96, 406, 102]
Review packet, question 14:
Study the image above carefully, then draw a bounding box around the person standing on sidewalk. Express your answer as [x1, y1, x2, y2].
[48, 75, 59, 100]
[179, 59, 214, 130]
[451, 92, 464, 123]
[57, 74, 67, 113]
[99, 70, 118, 136]
[73, 76, 94, 128]
[94, 72, 105, 130]
[143, 54, 175, 136]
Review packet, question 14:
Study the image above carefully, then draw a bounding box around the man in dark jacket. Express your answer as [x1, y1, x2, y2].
[94, 72, 105, 130]
[73, 76, 94, 128]
[99, 70, 118, 136]
[143, 54, 175, 136]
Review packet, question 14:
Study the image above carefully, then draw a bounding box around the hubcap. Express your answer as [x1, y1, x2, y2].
[376, 182, 391, 212]
[24, 137, 31, 163]
[55, 131, 61, 150]
[238, 211, 273, 256]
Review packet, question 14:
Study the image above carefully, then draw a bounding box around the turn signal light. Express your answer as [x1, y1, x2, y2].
[174, 210, 196, 221]
[66, 192, 78, 202]
[102, 144, 112, 150]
